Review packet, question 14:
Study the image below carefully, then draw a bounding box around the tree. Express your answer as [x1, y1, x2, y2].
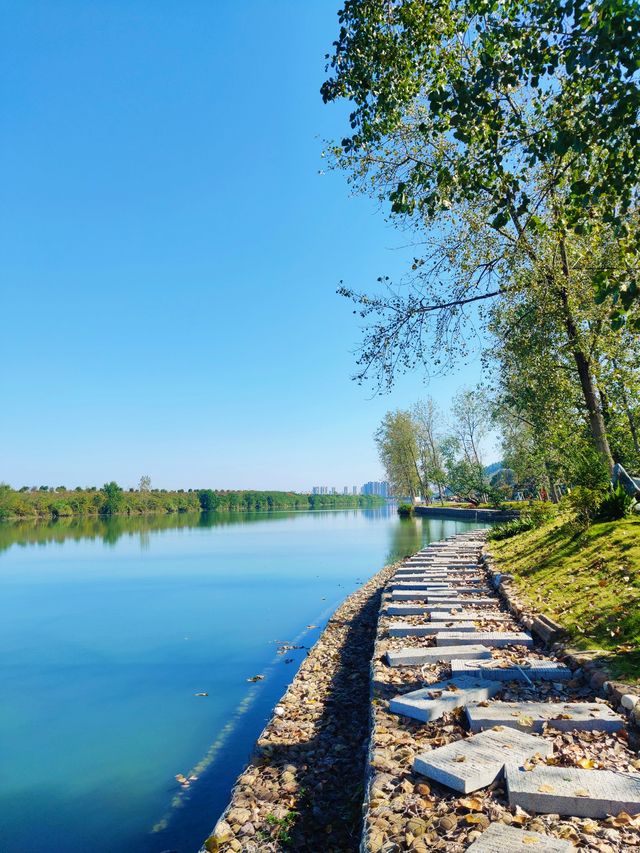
[101, 481, 124, 515]
[375, 410, 426, 499]
[322, 0, 640, 472]
[412, 399, 447, 501]
[139, 475, 152, 492]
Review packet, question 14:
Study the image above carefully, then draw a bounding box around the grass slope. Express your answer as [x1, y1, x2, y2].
[490, 516, 640, 683]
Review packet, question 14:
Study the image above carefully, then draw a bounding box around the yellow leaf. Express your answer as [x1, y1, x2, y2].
[575, 788, 590, 797]
[459, 796, 483, 811]
[454, 755, 466, 763]
[538, 784, 555, 793]
[577, 758, 596, 769]
[522, 838, 541, 845]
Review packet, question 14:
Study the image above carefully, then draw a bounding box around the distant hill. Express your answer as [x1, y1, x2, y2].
[483, 461, 503, 476]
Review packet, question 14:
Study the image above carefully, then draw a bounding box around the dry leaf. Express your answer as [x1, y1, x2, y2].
[459, 796, 483, 811]
[575, 788, 590, 797]
[577, 758, 596, 769]
[537, 784, 555, 793]
[522, 838, 541, 846]
[454, 755, 466, 763]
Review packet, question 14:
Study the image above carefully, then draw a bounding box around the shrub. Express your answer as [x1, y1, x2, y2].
[597, 483, 635, 521]
[487, 516, 536, 541]
[564, 486, 606, 529]
[397, 503, 414, 518]
[522, 500, 556, 527]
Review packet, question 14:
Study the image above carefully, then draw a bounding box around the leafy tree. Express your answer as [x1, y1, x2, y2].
[375, 409, 425, 498]
[322, 0, 640, 472]
[101, 481, 124, 515]
[139, 475, 152, 492]
[412, 399, 447, 501]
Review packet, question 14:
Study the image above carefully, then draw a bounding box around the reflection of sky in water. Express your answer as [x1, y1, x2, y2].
[0, 509, 484, 853]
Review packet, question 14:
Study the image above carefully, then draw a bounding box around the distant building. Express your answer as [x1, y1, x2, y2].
[362, 481, 390, 497]
[352, 485, 357, 495]
[343, 486, 348, 494]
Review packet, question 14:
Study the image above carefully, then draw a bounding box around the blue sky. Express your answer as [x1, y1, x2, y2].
[0, 1, 490, 491]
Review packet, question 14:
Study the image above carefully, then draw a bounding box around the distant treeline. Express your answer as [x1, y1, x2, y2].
[0, 483, 386, 521]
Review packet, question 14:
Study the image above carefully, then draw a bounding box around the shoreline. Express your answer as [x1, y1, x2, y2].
[200, 558, 401, 853]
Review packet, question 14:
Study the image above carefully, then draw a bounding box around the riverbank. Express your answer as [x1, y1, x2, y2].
[414, 506, 518, 522]
[201, 558, 401, 852]
[0, 484, 385, 522]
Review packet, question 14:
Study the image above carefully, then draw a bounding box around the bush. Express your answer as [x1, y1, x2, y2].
[397, 503, 415, 518]
[597, 483, 635, 521]
[522, 500, 556, 527]
[487, 516, 536, 541]
[564, 486, 605, 529]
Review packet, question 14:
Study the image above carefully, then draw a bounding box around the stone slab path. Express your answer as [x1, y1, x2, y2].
[466, 700, 625, 734]
[436, 630, 534, 648]
[466, 823, 574, 851]
[386, 644, 493, 666]
[413, 726, 553, 793]
[506, 765, 640, 818]
[360, 530, 640, 851]
[389, 676, 501, 722]
[451, 657, 573, 681]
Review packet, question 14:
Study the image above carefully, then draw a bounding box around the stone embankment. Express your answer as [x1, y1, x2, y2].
[362, 531, 640, 852]
[201, 559, 401, 853]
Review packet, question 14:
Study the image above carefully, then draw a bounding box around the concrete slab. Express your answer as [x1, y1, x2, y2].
[466, 701, 625, 734]
[466, 823, 573, 852]
[391, 585, 492, 594]
[429, 611, 509, 622]
[506, 765, 640, 818]
[436, 631, 534, 648]
[387, 621, 479, 637]
[413, 727, 553, 793]
[390, 677, 501, 722]
[451, 658, 572, 682]
[386, 644, 492, 666]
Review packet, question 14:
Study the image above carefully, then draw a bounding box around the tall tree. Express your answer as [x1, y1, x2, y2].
[412, 399, 447, 502]
[375, 410, 426, 498]
[322, 0, 640, 472]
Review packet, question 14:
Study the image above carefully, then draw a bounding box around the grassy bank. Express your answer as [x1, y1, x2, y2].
[490, 515, 640, 682]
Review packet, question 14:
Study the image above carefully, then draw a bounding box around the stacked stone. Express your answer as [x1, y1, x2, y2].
[362, 532, 640, 852]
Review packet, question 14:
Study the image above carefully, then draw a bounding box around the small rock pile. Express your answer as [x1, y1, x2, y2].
[201, 560, 399, 853]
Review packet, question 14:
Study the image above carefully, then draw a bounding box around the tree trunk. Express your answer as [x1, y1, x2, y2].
[557, 240, 614, 474]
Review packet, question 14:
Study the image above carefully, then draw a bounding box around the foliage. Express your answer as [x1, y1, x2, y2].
[597, 483, 636, 521]
[101, 481, 124, 515]
[397, 503, 414, 517]
[322, 0, 640, 479]
[0, 485, 385, 521]
[487, 516, 536, 541]
[490, 515, 640, 682]
[323, 0, 640, 320]
[564, 485, 606, 529]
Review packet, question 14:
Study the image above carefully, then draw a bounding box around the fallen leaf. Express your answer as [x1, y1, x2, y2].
[459, 796, 483, 811]
[575, 788, 590, 797]
[537, 784, 555, 793]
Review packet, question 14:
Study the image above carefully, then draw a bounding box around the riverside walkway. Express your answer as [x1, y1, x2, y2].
[363, 531, 640, 851]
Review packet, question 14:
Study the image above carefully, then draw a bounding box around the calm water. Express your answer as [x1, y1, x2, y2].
[0, 508, 483, 853]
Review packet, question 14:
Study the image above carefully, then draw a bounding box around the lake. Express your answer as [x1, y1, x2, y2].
[0, 508, 484, 853]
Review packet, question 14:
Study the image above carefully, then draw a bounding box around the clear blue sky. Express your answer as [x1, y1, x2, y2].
[0, 1, 490, 491]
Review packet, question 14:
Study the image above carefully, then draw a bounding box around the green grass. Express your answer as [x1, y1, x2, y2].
[490, 515, 640, 683]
